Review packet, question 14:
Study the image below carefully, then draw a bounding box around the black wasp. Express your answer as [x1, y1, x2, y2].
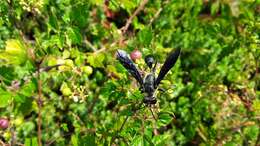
[116, 48, 181, 105]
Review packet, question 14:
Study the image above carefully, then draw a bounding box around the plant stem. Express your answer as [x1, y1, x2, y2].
[120, 0, 149, 33]
[37, 64, 42, 146]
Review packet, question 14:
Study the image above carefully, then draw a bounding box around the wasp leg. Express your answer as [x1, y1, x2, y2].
[158, 85, 177, 96]
[158, 85, 177, 93]
[158, 87, 166, 92]
[149, 106, 160, 136]
[149, 107, 157, 120]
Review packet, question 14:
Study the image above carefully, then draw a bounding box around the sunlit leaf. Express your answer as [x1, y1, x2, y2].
[0, 39, 27, 65]
[0, 88, 12, 107]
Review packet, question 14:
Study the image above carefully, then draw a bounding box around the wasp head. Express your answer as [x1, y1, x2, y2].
[145, 55, 155, 69]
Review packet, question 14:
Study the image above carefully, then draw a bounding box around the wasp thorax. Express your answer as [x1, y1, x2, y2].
[145, 55, 155, 69]
[143, 73, 155, 94]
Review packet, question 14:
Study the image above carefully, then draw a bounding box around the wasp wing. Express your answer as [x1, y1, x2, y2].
[155, 48, 181, 87]
[116, 50, 143, 85]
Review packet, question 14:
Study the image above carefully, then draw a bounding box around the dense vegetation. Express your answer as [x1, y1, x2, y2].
[0, 0, 259, 145]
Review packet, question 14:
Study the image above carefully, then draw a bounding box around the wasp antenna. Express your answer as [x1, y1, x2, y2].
[152, 60, 157, 73]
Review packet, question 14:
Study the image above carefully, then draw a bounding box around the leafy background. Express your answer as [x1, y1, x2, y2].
[0, 0, 259, 145]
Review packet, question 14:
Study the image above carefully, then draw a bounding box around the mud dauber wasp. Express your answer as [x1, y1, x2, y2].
[111, 48, 181, 144]
[116, 48, 181, 106]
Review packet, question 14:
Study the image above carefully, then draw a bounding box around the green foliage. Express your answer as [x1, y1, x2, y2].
[0, 0, 259, 145]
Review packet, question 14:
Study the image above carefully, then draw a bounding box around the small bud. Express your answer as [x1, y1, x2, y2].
[130, 50, 142, 61]
[0, 118, 9, 129]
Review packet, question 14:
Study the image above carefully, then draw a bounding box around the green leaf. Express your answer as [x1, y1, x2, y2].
[244, 125, 259, 141]
[49, 14, 59, 30]
[0, 39, 27, 65]
[137, 28, 153, 46]
[158, 112, 172, 125]
[144, 135, 155, 146]
[17, 96, 33, 116]
[25, 138, 31, 146]
[24, 137, 38, 146]
[90, 0, 103, 6]
[67, 27, 82, 45]
[80, 134, 96, 146]
[87, 53, 105, 68]
[0, 66, 15, 84]
[60, 82, 72, 96]
[252, 99, 260, 115]
[71, 134, 78, 146]
[131, 135, 154, 146]
[121, 0, 136, 11]
[131, 135, 143, 146]
[224, 142, 237, 146]
[13, 94, 26, 103]
[20, 81, 37, 97]
[31, 137, 38, 146]
[61, 123, 69, 132]
[211, 1, 220, 16]
[70, 4, 89, 28]
[0, 88, 12, 107]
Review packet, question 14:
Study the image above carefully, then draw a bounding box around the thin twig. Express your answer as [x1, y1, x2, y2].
[90, 0, 149, 55]
[0, 139, 7, 146]
[10, 127, 16, 146]
[196, 127, 207, 142]
[84, 38, 97, 52]
[120, 0, 149, 33]
[148, 0, 170, 26]
[148, 8, 162, 26]
[93, 46, 106, 54]
[119, 116, 129, 132]
[71, 112, 85, 126]
[37, 63, 43, 146]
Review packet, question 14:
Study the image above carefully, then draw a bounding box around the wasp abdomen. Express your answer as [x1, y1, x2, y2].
[143, 73, 156, 104]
